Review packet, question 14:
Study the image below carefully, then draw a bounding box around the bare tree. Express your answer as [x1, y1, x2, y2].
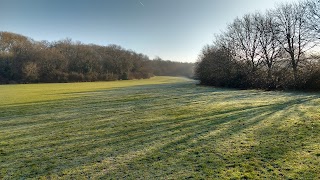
[228, 14, 262, 73]
[307, 0, 320, 37]
[254, 12, 282, 82]
[273, 2, 316, 85]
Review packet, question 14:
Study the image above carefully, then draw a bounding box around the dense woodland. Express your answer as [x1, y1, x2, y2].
[196, 0, 320, 91]
[0, 32, 194, 84]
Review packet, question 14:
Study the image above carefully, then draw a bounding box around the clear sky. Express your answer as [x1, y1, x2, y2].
[0, 0, 299, 62]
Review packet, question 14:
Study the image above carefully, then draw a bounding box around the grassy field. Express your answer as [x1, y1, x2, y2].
[0, 76, 319, 179]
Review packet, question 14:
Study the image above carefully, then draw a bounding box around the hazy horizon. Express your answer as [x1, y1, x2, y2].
[1, 0, 300, 62]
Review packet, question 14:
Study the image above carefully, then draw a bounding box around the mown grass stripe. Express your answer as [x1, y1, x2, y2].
[0, 76, 319, 179]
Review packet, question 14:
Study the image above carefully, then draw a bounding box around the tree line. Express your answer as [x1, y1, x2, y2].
[196, 0, 320, 91]
[0, 32, 194, 84]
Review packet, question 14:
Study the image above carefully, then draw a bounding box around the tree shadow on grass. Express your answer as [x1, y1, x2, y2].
[96, 96, 318, 179]
[0, 81, 319, 179]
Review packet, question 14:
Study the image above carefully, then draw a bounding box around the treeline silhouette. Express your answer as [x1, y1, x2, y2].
[196, 0, 320, 91]
[0, 32, 194, 84]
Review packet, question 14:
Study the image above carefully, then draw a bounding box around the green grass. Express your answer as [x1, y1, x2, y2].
[0, 76, 319, 179]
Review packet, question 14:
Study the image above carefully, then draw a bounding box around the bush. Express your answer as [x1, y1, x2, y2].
[68, 72, 85, 82]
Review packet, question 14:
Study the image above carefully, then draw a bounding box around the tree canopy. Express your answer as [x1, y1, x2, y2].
[196, 0, 320, 91]
[0, 32, 194, 84]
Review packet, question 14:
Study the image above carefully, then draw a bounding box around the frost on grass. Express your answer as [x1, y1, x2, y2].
[0, 77, 319, 179]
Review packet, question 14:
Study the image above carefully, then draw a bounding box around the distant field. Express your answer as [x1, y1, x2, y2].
[0, 76, 319, 179]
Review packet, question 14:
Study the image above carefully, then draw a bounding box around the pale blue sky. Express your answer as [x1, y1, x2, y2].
[0, 0, 299, 62]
